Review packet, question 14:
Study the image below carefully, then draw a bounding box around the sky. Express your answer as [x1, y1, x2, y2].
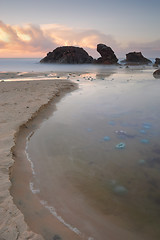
[0, 0, 160, 58]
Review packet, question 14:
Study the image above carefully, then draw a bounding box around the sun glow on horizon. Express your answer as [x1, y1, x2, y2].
[0, 21, 159, 58]
[0, 29, 10, 43]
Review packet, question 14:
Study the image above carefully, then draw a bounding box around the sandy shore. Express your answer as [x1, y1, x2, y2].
[0, 79, 77, 240]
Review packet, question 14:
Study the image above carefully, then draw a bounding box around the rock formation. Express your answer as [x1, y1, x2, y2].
[154, 58, 160, 66]
[40, 46, 93, 64]
[153, 69, 160, 78]
[96, 44, 118, 64]
[124, 52, 152, 65]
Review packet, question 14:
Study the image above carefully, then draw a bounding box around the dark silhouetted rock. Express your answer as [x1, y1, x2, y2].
[154, 58, 160, 66]
[96, 44, 118, 64]
[40, 46, 93, 64]
[153, 69, 160, 78]
[124, 52, 152, 65]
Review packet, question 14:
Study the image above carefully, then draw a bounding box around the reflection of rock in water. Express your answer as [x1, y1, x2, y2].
[96, 72, 115, 79]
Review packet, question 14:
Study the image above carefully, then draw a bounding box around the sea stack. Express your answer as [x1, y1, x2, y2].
[96, 44, 118, 64]
[124, 52, 152, 65]
[40, 46, 93, 64]
[154, 58, 160, 66]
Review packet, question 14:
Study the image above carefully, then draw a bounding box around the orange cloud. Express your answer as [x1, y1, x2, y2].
[0, 20, 119, 57]
[41, 24, 118, 56]
[0, 20, 159, 58]
[0, 21, 56, 57]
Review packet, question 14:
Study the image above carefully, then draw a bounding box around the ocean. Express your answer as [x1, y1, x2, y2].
[0, 58, 120, 73]
[0, 57, 155, 72]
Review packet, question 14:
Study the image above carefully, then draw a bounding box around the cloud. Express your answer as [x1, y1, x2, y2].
[42, 24, 120, 57]
[0, 20, 119, 57]
[0, 21, 57, 57]
[0, 20, 159, 58]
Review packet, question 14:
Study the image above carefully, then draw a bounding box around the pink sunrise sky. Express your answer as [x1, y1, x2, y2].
[0, 0, 159, 58]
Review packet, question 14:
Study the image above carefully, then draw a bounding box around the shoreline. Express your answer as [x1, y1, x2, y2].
[0, 78, 77, 239]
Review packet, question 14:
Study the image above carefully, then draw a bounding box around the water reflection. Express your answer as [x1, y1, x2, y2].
[26, 68, 160, 239]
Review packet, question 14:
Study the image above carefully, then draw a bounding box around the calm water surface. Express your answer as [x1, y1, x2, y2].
[25, 68, 160, 240]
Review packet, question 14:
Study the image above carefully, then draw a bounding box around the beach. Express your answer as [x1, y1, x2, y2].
[0, 0, 159, 238]
[0, 78, 77, 240]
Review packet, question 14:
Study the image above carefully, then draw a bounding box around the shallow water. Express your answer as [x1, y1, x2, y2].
[10, 66, 160, 240]
[0, 57, 155, 72]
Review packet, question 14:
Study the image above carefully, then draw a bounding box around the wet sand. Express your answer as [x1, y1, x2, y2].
[0, 76, 77, 239]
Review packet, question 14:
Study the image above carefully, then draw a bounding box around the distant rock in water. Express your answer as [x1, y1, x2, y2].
[154, 58, 160, 66]
[96, 44, 118, 64]
[40, 44, 119, 65]
[153, 69, 160, 78]
[123, 52, 152, 65]
[40, 46, 93, 64]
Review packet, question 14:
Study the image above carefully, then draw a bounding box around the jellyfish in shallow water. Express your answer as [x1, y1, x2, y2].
[116, 142, 126, 149]
[139, 129, 146, 134]
[103, 136, 111, 141]
[113, 185, 128, 195]
[138, 159, 146, 165]
[142, 123, 152, 129]
[108, 121, 115, 126]
[140, 139, 149, 144]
